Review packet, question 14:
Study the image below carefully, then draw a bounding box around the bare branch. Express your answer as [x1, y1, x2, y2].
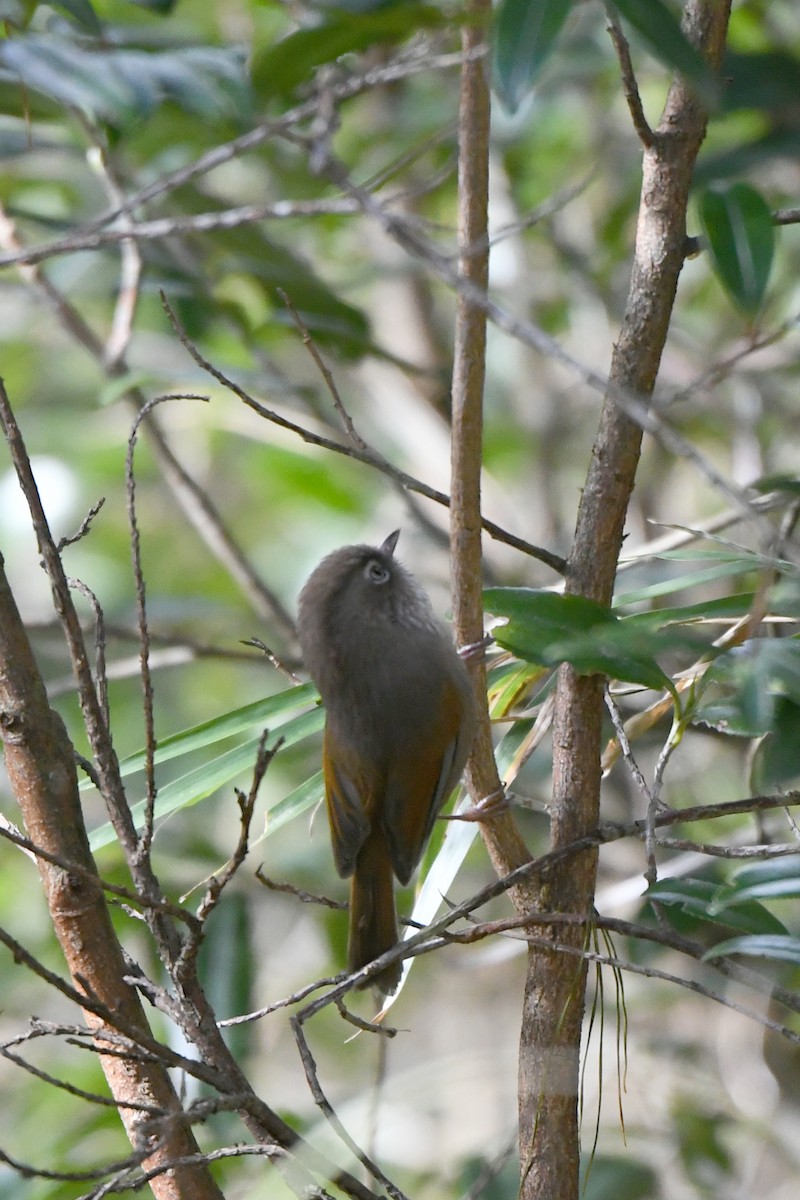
[56, 497, 106, 552]
[605, 8, 655, 147]
[195, 732, 278, 927]
[290, 1014, 408, 1200]
[0, 199, 361, 269]
[124, 393, 208, 855]
[162, 291, 566, 572]
[255, 866, 346, 910]
[0, 42, 485, 272]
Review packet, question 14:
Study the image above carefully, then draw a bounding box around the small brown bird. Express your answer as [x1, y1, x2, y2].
[297, 531, 476, 993]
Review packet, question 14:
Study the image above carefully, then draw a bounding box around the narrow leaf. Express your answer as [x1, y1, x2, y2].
[714, 855, 800, 907]
[492, 0, 571, 114]
[703, 934, 800, 965]
[89, 707, 324, 851]
[698, 183, 775, 314]
[80, 682, 318, 788]
[249, 771, 326, 848]
[647, 877, 788, 936]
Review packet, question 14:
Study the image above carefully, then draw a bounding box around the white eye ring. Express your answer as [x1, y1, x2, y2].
[365, 558, 390, 585]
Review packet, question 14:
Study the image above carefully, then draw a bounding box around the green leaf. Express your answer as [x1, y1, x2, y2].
[696, 127, 800, 187]
[89, 706, 325, 852]
[751, 473, 800, 498]
[619, 592, 754, 627]
[753, 699, 800, 790]
[199, 893, 253, 1057]
[492, 0, 571, 115]
[715, 855, 800, 907]
[250, 770, 326, 847]
[0, 35, 150, 124]
[0, 35, 251, 127]
[698, 183, 775, 315]
[98, 370, 160, 407]
[81, 683, 319, 789]
[695, 639, 800, 737]
[647, 877, 788, 936]
[252, 3, 444, 100]
[483, 587, 676, 696]
[614, 562, 762, 607]
[129, 0, 178, 11]
[721, 49, 800, 120]
[703, 934, 800, 965]
[580, 1154, 659, 1200]
[608, 0, 717, 103]
[50, 0, 103, 35]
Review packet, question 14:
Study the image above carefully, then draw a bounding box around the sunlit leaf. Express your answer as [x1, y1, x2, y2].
[484, 587, 676, 696]
[81, 683, 319, 789]
[89, 701, 324, 851]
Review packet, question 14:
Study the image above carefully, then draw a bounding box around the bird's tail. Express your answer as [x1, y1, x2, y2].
[348, 832, 401, 995]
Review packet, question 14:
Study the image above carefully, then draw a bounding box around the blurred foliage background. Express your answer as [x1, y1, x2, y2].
[1, 0, 800, 1197]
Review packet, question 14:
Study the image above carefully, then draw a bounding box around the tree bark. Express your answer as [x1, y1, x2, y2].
[0, 552, 224, 1200]
[518, 5, 733, 1197]
[450, 1, 534, 897]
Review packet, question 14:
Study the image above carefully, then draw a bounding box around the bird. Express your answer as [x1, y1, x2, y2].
[297, 530, 476, 993]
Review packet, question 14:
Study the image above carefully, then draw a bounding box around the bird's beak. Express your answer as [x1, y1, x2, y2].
[380, 530, 400, 557]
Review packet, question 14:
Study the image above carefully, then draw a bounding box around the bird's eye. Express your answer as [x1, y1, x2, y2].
[364, 558, 390, 585]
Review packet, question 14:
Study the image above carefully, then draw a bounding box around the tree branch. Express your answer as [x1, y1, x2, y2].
[0, 460, 223, 1198]
[521, 6, 734, 1197]
[449, 0, 536, 905]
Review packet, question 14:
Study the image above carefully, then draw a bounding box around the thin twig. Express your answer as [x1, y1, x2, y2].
[301, 144, 773, 540]
[0, 199, 363, 268]
[0, 381, 143, 862]
[0, 819, 199, 926]
[335, 998, 398, 1038]
[161, 291, 566, 572]
[195, 732, 277, 927]
[654, 837, 800, 857]
[0, 43, 487, 271]
[290, 1014, 409, 1200]
[290, 790, 800, 1023]
[0, 198, 299, 639]
[67, 577, 111, 728]
[81, 124, 143, 370]
[605, 8, 655, 147]
[125, 393, 209, 858]
[0, 1044, 163, 1113]
[278, 287, 371, 452]
[241, 638, 303, 683]
[255, 866, 346, 910]
[56, 498, 106, 552]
